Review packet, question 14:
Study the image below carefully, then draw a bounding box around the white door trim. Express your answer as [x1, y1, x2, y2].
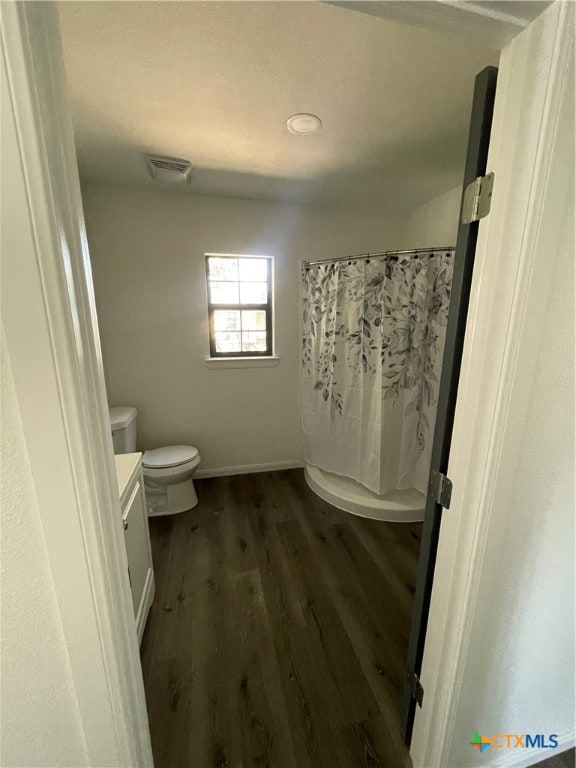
[1, 3, 153, 764]
[410, 2, 574, 765]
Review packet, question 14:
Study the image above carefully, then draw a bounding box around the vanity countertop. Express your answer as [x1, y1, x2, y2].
[114, 452, 142, 498]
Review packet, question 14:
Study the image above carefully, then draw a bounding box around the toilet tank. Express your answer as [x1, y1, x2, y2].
[109, 407, 138, 454]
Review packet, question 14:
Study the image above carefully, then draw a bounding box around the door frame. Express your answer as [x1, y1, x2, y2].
[410, 2, 573, 765]
[1, 3, 153, 765]
[1, 1, 570, 765]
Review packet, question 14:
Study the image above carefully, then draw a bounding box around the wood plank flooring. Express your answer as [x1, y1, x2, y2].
[140, 469, 422, 768]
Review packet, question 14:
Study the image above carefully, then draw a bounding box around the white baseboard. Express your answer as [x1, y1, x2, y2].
[195, 460, 304, 479]
[487, 730, 575, 768]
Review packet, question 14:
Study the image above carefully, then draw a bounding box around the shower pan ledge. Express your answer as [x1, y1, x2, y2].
[305, 464, 425, 523]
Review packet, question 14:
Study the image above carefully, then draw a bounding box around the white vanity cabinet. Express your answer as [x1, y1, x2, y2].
[114, 453, 155, 643]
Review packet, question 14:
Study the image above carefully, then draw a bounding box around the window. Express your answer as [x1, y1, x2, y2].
[206, 254, 273, 357]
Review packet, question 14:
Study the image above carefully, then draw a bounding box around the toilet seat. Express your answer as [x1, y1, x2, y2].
[143, 445, 199, 469]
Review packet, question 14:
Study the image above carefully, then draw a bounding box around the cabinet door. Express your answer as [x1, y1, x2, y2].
[122, 479, 150, 617]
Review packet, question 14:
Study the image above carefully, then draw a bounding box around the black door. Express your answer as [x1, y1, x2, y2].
[401, 65, 498, 744]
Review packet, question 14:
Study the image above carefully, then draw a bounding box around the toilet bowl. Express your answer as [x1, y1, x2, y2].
[142, 445, 201, 517]
[108, 406, 201, 517]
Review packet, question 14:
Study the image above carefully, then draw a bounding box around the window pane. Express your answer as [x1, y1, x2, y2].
[241, 310, 266, 331]
[210, 281, 239, 304]
[214, 310, 241, 331]
[238, 258, 268, 282]
[242, 332, 268, 352]
[215, 332, 241, 353]
[208, 257, 238, 281]
[240, 282, 267, 304]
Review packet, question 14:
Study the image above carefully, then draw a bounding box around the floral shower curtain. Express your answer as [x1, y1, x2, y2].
[301, 251, 454, 496]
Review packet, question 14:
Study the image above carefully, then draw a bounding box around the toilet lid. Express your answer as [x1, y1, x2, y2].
[142, 445, 199, 469]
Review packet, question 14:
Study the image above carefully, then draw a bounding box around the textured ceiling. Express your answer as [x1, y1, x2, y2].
[58, 2, 498, 208]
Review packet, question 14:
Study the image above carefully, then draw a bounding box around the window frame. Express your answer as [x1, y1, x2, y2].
[205, 254, 274, 358]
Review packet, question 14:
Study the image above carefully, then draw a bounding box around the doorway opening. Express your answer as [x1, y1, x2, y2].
[55, 3, 501, 765]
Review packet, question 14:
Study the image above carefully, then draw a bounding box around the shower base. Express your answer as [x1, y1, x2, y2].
[304, 464, 425, 523]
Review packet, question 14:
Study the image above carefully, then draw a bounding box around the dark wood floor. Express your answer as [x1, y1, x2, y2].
[140, 469, 422, 768]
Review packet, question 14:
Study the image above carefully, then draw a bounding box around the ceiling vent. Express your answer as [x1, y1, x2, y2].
[146, 155, 193, 185]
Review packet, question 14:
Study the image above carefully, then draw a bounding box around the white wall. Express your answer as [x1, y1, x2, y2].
[82, 185, 410, 473]
[407, 186, 461, 247]
[0, 330, 88, 766]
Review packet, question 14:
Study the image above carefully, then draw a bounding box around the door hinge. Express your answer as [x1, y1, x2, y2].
[461, 172, 494, 224]
[406, 670, 424, 707]
[430, 470, 453, 509]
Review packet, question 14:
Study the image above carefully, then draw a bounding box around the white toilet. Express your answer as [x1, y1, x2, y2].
[109, 406, 201, 517]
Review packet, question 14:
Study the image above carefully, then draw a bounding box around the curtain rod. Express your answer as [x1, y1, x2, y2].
[303, 246, 455, 269]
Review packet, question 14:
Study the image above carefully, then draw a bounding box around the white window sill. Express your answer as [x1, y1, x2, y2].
[205, 356, 280, 370]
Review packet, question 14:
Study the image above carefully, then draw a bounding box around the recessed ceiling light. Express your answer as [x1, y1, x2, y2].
[286, 113, 322, 136]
